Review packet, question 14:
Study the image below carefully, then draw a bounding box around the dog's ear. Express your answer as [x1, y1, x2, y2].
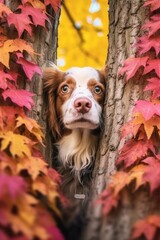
[98, 65, 107, 84]
[43, 65, 65, 138]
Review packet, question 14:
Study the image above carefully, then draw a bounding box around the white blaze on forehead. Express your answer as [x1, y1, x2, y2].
[66, 67, 100, 87]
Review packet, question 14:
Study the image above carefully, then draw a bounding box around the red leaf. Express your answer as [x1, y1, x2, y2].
[44, 0, 61, 13]
[16, 54, 42, 81]
[143, 157, 160, 192]
[98, 188, 119, 215]
[144, 0, 160, 12]
[0, 70, 14, 90]
[134, 100, 160, 120]
[117, 139, 155, 168]
[19, 5, 49, 27]
[7, 13, 32, 38]
[119, 57, 148, 81]
[2, 89, 34, 110]
[48, 168, 61, 184]
[144, 59, 160, 78]
[143, 15, 160, 37]
[144, 78, 160, 99]
[0, 174, 26, 200]
[137, 35, 160, 56]
[132, 215, 160, 240]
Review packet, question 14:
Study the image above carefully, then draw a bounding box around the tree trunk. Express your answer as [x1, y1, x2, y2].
[81, 1, 148, 239]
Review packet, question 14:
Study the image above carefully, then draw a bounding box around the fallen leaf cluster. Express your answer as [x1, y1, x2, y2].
[0, 0, 64, 240]
[99, 1, 160, 239]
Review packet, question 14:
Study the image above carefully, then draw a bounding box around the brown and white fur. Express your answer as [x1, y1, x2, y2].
[43, 64, 106, 200]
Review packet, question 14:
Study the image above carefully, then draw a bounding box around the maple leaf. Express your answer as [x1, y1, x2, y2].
[110, 171, 129, 195]
[132, 215, 160, 240]
[142, 156, 160, 192]
[137, 35, 160, 56]
[19, 5, 49, 27]
[16, 116, 44, 143]
[48, 168, 62, 184]
[133, 113, 160, 139]
[0, 70, 14, 90]
[143, 59, 160, 78]
[17, 157, 48, 180]
[119, 57, 148, 81]
[22, 0, 45, 10]
[0, 131, 31, 158]
[0, 106, 24, 131]
[0, 151, 17, 174]
[98, 188, 119, 215]
[144, 77, 160, 99]
[144, 0, 160, 12]
[44, 0, 61, 13]
[2, 89, 34, 110]
[0, 174, 26, 200]
[16, 54, 42, 81]
[0, 3, 12, 18]
[143, 16, 160, 37]
[133, 100, 160, 120]
[116, 139, 155, 168]
[120, 119, 140, 139]
[0, 39, 34, 68]
[127, 164, 146, 190]
[7, 13, 32, 38]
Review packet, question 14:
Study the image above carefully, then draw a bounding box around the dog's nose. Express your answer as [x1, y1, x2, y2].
[74, 98, 92, 114]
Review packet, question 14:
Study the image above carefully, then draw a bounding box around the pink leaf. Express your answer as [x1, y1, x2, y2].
[7, 13, 32, 37]
[44, 0, 61, 13]
[134, 100, 160, 120]
[143, 59, 160, 78]
[144, 78, 160, 99]
[119, 57, 148, 81]
[17, 57, 42, 81]
[2, 89, 34, 110]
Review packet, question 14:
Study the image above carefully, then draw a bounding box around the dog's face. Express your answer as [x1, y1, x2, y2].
[43, 66, 105, 137]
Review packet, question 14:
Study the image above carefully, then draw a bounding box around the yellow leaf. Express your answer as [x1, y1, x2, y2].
[127, 164, 146, 190]
[0, 131, 31, 158]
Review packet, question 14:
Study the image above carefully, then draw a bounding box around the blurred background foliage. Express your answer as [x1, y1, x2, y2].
[57, 0, 108, 70]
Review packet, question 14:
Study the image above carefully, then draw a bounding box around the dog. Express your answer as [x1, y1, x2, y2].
[43, 64, 106, 201]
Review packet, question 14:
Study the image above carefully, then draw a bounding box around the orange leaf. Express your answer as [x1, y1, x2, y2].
[22, 0, 45, 10]
[110, 171, 129, 195]
[0, 39, 34, 68]
[127, 164, 146, 190]
[16, 116, 44, 144]
[17, 157, 48, 180]
[0, 3, 12, 17]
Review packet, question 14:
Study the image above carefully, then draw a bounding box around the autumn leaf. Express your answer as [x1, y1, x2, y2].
[44, 0, 61, 13]
[0, 131, 31, 158]
[17, 157, 48, 180]
[143, 15, 160, 37]
[110, 171, 129, 195]
[132, 215, 160, 240]
[144, 0, 160, 12]
[144, 77, 160, 99]
[0, 174, 26, 200]
[116, 139, 155, 168]
[0, 39, 34, 68]
[16, 54, 42, 81]
[127, 164, 146, 190]
[0, 70, 15, 90]
[19, 5, 49, 27]
[98, 187, 119, 215]
[143, 59, 160, 78]
[133, 100, 160, 121]
[119, 57, 148, 81]
[120, 120, 140, 139]
[133, 113, 160, 139]
[0, 3, 12, 17]
[142, 156, 160, 192]
[2, 89, 34, 110]
[137, 35, 160, 56]
[22, 0, 45, 10]
[16, 116, 44, 143]
[7, 13, 32, 38]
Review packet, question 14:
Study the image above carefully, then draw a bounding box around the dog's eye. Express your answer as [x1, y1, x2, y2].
[94, 86, 102, 95]
[61, 85, 70, 93]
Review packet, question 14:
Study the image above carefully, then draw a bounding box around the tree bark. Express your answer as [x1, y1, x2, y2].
[81, 1, 148, 239]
